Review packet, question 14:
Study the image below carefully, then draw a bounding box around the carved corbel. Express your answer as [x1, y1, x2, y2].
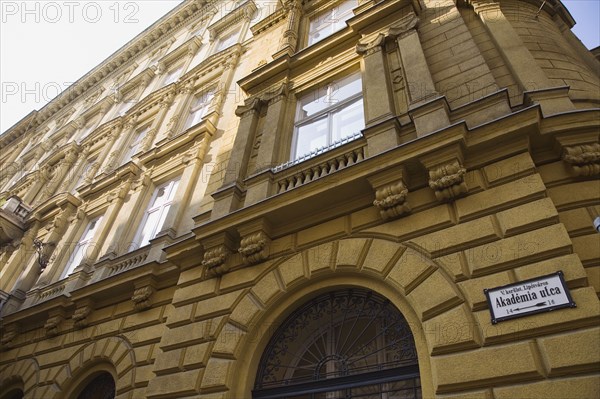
[356, 33, 386, 56]
[72, 300, 94, 329]
[0, 323, 19, 349]
[238, 219, 272, 265]
[44, 309, 66, 337]
[428, 160, 468, 201]
[235, 97, 264, 118]
[131, 285, 155, 311]
[368, 166, 411, 220]
[387, 12, 419, 40]
[261, 82, 289, 105]
[202, 232, 236, 278]
[562, 143, 600, 176]
[374, 180, 411, 219]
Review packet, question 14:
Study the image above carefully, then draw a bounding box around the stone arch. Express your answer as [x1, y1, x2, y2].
[0, 358, 39, 397]
[201, 236, 481, 398]
[51, 336, 136, 399]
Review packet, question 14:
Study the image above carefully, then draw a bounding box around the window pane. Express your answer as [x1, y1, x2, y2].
[138, 209, 161, 247]
[330, 73, 362, 104]
[308, 0, 357, 46]
[295, 117, 328, 158]
[331, 98, 364, 142]
[215, 31, 238, 52]
[163, 67, 183, 86]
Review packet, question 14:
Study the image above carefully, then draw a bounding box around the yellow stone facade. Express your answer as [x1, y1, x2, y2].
[0, 0, 598, 398]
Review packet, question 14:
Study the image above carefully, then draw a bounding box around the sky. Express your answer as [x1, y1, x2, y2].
[1, 0, 599, 133]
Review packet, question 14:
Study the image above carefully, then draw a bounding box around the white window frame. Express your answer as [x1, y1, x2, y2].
[183, 90, 215, 131]
[71, 157, 97, 193]
[61, 216, 103, 279]
[133, 179, 180, 249]
[213, 29, 239, 54]
[307, 0, 357, 47]
[120, 126, 148, 164]
[162, 65, 184, 87]
[292, 72, 364, 160]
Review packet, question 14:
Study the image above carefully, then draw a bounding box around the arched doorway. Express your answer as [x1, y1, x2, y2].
[254, 289, 420, 398]
[75, 371, 115, 399]
[0, 389, 24, 399]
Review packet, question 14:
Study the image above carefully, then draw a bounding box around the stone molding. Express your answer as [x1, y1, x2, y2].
[428, 160, 468, 201]
[562, 143, 600, 176]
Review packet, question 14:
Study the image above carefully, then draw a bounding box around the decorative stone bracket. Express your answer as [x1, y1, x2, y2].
[428, 160, 468, 201]
[562, 143, 600, 176]
[420, 145, 468, 202]
[237, 219, 272, 265]
[201, 232, 236, 278]
[0, 323, 19, 349]
[72, 299, 94, 329]
[131, 277, 157, 311]
[44, 309, 66, 337]
[368, 167, 411, 220]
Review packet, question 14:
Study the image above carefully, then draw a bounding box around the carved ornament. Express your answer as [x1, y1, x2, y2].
[428, 160, 468, 201]
[562, 143, 600, 176]
[239, 231, 270, 264]
[373, 180, 411, 220]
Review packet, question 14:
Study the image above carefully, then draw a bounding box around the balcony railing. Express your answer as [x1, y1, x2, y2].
[272, 133, 365, 194]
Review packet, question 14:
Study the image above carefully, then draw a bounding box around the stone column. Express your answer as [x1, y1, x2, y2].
[389, 12, 450, 136]
[36, 147, 79, 203]
[212, 98, 263, 218]
[0, 221, 40, 296]
[98, 121, 131, 176]
[356, 33, 399, 155]
[244, 84, 289, 205]
[273, 0, 303, 58]
[163, 82, 196, 140]
[140, 91, 176, 152]
[469, 0, 574, 114]
[156, 136, 211, 239]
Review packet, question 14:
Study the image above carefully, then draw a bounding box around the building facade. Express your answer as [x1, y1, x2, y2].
[0, 0, 599, 398]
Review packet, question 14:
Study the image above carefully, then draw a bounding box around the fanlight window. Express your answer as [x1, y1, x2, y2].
[254, 289, 420, 399]
[76, 372, 115, 399]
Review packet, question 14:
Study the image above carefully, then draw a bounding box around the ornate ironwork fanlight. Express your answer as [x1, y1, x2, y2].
[254, 289, 420, 399]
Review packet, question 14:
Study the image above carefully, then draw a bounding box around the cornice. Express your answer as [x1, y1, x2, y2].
[250, 6, 287, 36]
[0, 0, 217, 145]
[208, 0, 258, 39]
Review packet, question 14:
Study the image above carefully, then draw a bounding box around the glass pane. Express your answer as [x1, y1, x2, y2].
[308, 1, 356, 46]
[330, 73, 362, 104]
[154, 203, 172, 237]
[166, 180, 179, 201]
[331, 98, 364, 142]
[64, 244, 85, 277]
[215, 31, 238, 52]
[295, 117, 328, 158]
[298, 86, 330, 119]
[138, 209, 161, 247]
[151, 187, 167, 208]
[163, 67, 182, 85]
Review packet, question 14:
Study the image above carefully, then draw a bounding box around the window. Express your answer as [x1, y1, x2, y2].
[120, 126, 148, 164]
[254, 289, 420, 398]
[72, 158, 97, 193]
[307, 0, 356, 46]
[62, 216, 103, 278]
[162, 65, 183, 86]
[293, 72, 364, 160]
[214, 30, 238, 53]
[134, 179, 179, 248]
[75, 372, 115, 399]
[115, 99, 135, 117]
[184, 91, 215, 130]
